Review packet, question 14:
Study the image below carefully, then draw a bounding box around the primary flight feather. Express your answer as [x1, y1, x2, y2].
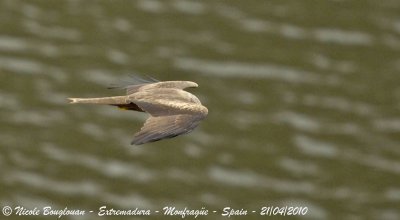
[68, 80, 208, 145]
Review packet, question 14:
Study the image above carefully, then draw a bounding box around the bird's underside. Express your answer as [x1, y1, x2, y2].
[68, 80, 208, 145]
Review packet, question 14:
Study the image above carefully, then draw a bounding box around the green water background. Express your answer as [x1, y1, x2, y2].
[1, 0, 400, 219]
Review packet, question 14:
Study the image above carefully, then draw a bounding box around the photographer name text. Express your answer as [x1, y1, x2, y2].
[2, 205, 308, 218]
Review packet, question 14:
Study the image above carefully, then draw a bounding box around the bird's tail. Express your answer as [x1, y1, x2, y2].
[67, 96, 127, 105]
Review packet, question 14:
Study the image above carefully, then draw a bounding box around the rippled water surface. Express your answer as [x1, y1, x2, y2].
[1, 0, 400, 219]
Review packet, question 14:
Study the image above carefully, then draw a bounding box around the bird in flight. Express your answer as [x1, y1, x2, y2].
[68, 78, 208, 145]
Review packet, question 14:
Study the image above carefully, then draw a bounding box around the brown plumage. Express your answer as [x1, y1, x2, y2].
[68, 80, 208, 145]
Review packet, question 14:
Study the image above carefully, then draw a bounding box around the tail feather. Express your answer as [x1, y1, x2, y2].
[68, 98, 80, 103]
[67, 96, 127, 105]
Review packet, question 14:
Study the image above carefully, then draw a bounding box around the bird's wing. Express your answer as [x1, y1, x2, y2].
[127, 89, 200, 116]
[131, 114, 202, 145]
[109, 77, 198, 95]
[125, 81, 198, 95]
[125, 83, 154, 95]
[108, 76, 159, 94]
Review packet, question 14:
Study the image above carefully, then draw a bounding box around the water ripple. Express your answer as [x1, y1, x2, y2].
[0, 56, 45, 74]
[174, 57, 326, 84]
[41, 144, 156, 182]
[23, 20, 81, 41]
[209, 166, 315, 194]
[6, 170, 102, 196]
[0, 36, 28, 52]
[274, 111, 321, 132]
[294, 135, 339, 158]
[136, 0, 165, 13]
[172, 0, 205, 15]
[313, 28, 374, 45]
